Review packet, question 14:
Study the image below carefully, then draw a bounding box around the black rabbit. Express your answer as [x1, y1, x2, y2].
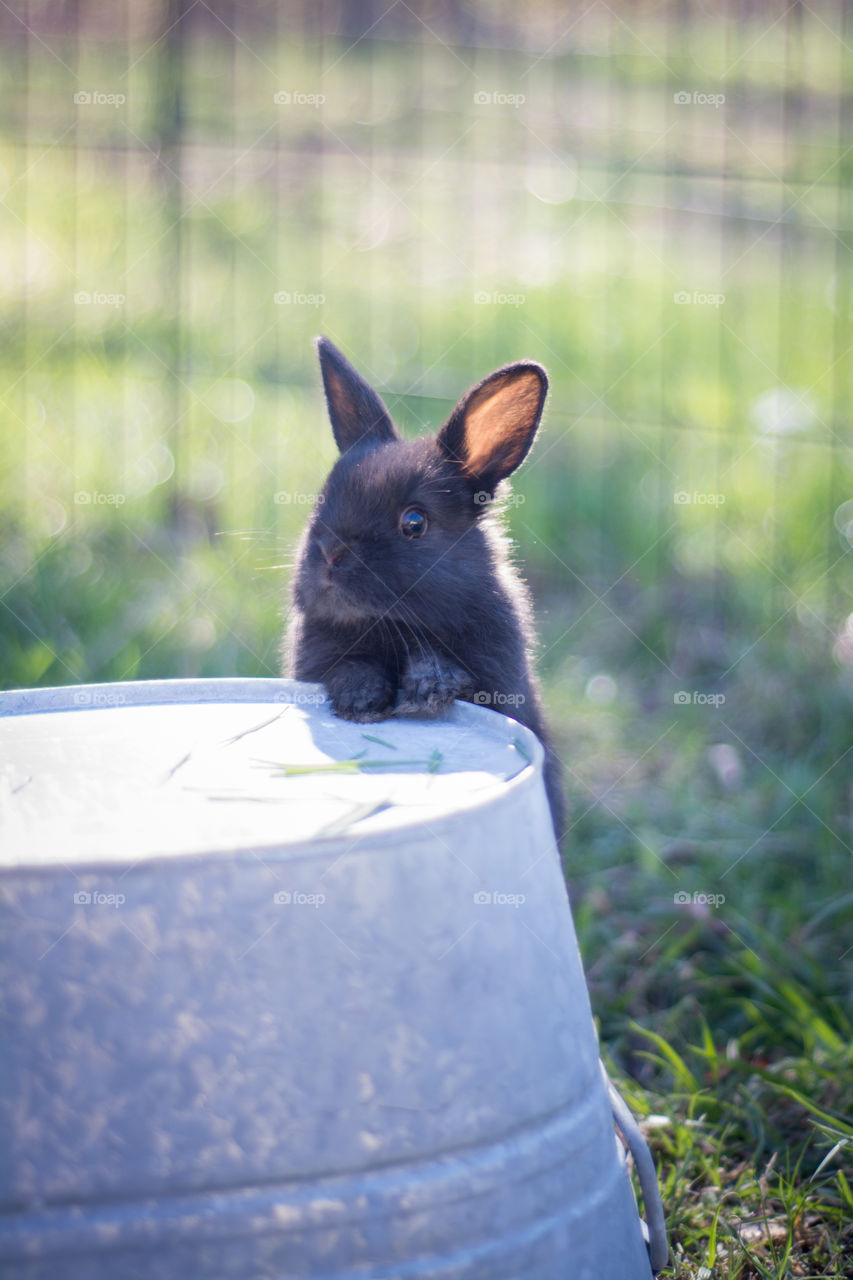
[284, 338, 565, 841]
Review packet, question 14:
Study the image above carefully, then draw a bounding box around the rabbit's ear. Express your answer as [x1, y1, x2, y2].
[437, 362, 548, 492]
[316, 337, 398, 453]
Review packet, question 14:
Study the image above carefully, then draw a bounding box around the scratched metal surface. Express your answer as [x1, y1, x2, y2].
[0, 679, 651, 1280]
[0, 679, 537, 864]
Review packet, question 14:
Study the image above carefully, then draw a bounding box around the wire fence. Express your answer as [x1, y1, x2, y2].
[1, 0, 852, 688]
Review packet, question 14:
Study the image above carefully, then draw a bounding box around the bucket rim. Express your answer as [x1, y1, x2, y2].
[0, 677, 550, 872]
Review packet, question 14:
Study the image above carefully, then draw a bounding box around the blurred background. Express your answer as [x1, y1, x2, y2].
[1, 1, 852, 1268]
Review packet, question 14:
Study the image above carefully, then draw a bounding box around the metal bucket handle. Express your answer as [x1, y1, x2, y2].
[601, 1062, 669, 1274]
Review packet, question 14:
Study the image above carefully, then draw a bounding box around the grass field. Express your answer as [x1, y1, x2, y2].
[1, 4, 852, 1275]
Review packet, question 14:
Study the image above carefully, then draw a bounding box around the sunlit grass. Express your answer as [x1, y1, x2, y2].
[2, 17, 852, 1276]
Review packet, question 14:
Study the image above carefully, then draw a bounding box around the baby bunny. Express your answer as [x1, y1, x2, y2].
[284, 337, 565, 840]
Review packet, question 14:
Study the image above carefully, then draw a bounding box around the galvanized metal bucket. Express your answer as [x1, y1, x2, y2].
[0, 678, 666, 1279]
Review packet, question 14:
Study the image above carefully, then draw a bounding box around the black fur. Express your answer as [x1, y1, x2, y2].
[283, 338, 565, 841]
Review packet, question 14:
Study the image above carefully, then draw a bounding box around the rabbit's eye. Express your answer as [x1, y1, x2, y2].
[399, 507, 428, 538]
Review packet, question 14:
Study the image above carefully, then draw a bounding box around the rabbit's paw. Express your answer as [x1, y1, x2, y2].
[396, 655, 474, 716]
[327, 666, 396, 722]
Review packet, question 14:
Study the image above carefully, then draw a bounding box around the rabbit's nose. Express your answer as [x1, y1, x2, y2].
[319, 537, 348, 567]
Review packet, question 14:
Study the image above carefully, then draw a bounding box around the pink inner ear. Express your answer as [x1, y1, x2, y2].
[461, 370, 543, 479]
[323, 363, 359, 437]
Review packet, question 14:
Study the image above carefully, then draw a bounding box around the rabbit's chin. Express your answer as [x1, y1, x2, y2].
[303, 578, 386, 626]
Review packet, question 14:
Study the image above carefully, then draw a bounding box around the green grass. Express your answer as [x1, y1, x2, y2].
[2, 9, 852, 1275]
